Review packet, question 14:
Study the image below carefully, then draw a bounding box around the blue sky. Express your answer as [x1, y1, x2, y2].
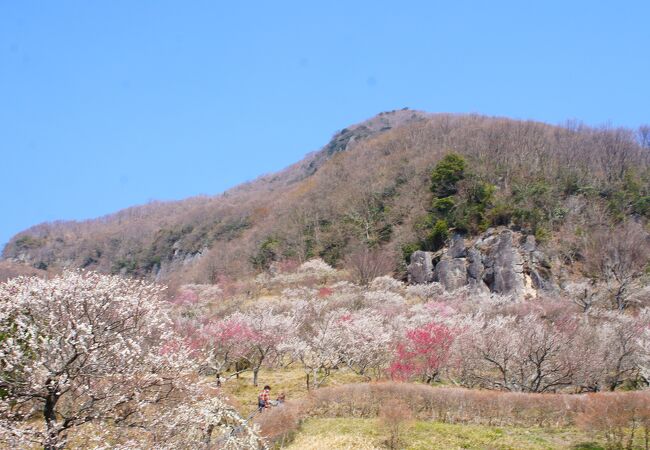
[1, 1, 649, 250]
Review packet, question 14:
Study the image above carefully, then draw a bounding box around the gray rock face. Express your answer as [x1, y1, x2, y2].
[522, 235, 537, 253]
[406, 227, 557, 297]
[448, 234, 467, 258]
[435, 257, 467, 291]
[482, 230, 524, 295]
[407, 250, 435, 284]
[466, 248, 486, 290]
[525, 241, 554, 291]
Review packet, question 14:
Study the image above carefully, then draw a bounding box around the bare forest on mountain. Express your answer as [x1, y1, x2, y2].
[5, 111, 650, 291]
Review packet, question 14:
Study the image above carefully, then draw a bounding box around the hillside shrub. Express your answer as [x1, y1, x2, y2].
[423, 219, 449, 251]
[288, 383, 565, 426]
[344, 246, 395, 285]
[430, 153, 466, 197]
[401, 242, 421, 264]
[251, 237, 283, 270]
[258, 384, 650, 448]
[379, 398, 412, 450]
[14, 235, 43, 250]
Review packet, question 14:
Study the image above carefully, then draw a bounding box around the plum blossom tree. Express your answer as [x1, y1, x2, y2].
[193, 317, 259, 385]
[455, 314, 576, 392]
[145, 396, 267, 449]
[67, 396, 268, 449]
[336, 312, 394, 380]
[284, 306, 343, 390]
[637, 309, 650, 385]
[390, 321, 456, 383]
[0, 271, 197, 449]
[572, 312, 643, 392]
[233, 308, 295, 386]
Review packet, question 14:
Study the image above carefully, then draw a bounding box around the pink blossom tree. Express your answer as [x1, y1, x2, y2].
[233, 308, 295, 386]
[195, 317, 259, 385]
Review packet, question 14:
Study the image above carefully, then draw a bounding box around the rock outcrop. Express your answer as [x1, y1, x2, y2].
[407, 250, 436, 284]
[407, 228, 556, 297]
[435, 257, 467, 291]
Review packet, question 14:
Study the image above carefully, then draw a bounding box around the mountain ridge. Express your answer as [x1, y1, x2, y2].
[4, 110, 650, 293]
[2, 109, 429, 277]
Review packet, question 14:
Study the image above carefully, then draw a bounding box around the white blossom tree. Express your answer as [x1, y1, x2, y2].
[0, 271, 197, 449]
[572, 312, 642, 391]
[144, 396, 267, 449]
[336, 312, 394, 380]
[455, 314, 576, 392]
[284, 304, 343, 389]
[637, 309, 650, 386]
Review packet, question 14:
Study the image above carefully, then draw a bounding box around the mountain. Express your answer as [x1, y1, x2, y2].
[4, 110, 650, 289]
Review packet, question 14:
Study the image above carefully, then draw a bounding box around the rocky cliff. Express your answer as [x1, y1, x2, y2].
[408, 228, 556, 297]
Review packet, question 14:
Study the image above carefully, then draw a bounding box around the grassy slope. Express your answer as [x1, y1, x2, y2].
[286, 418, 604, 450]
[220, 368, 610, 450]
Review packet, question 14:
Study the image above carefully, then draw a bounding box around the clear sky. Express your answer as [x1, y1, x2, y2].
[1, 1, 649, 250]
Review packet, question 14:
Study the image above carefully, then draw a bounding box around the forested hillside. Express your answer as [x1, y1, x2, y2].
[4, 110, 650, 292]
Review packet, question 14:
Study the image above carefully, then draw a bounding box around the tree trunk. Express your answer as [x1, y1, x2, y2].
[202, 424, 214, 448]
[253, 367, 259, 386]
[43, 392, 61, 450]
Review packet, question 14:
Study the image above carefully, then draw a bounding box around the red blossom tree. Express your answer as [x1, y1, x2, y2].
[390, 322, 456, 383]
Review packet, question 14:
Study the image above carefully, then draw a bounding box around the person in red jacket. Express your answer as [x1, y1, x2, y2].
[257, 385, 271, 411]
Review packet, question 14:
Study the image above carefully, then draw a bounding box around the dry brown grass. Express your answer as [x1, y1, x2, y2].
[255, 399, 305, 447]
[577, 392, 650, 449]
[305, 383, 582, 427]
[258, 382, 650, 447]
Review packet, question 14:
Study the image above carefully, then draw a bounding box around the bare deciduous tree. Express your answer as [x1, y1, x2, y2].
[344, 245, 395, 285]
[583, 221, 650, 310]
